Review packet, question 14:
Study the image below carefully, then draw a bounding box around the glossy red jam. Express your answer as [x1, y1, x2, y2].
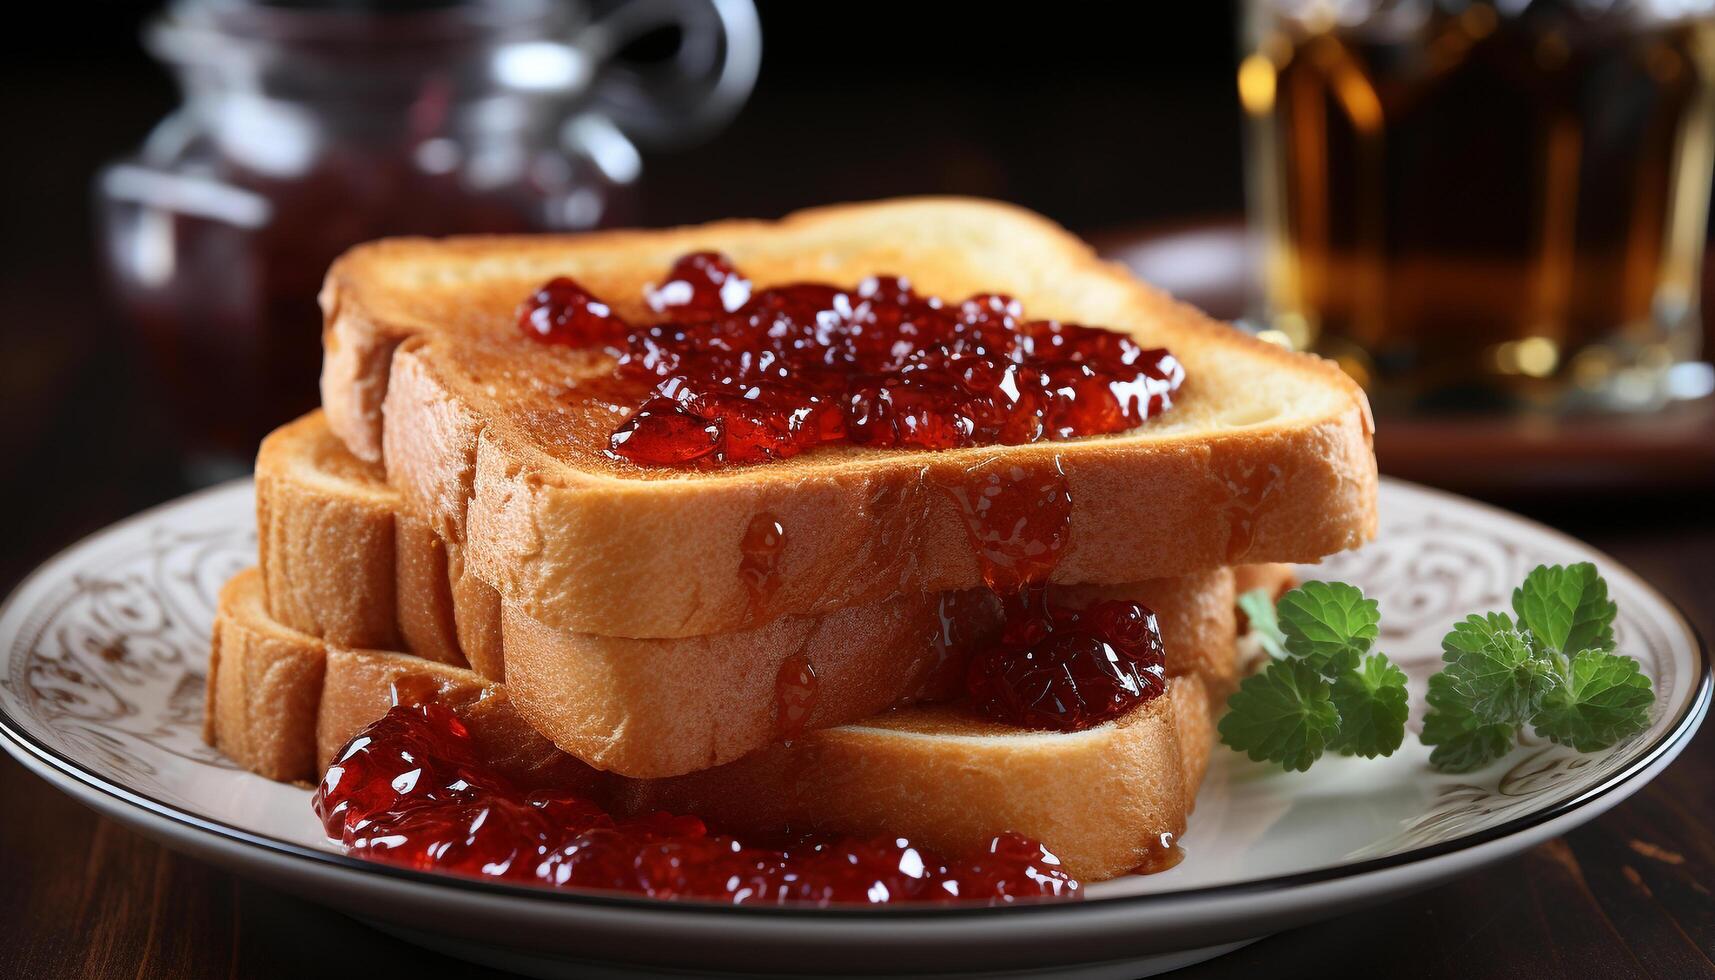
[774, 651, 820, 743]
[943, 461, 1073, 595]
[517, 277, 626, 347]
[313, 702, 1080, 905]
[937, 458, 1166, 731]
[966, 595, 1168, 731]
[515, 253, 1184, 466]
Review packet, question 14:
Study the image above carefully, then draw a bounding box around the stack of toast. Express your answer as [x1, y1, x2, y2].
[204, 198, 1376, 884]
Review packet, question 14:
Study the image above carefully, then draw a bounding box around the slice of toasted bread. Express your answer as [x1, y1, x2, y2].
[260, 410, 1245, 775]
[209, 568, 1221, 880]
[206, 568, 328, 781]
[321, 197, 1376, 640]
[256, 414, 399, 651]
[609, 677, 1210, 883]
[501, 570, 1235, 776]
[324, 646, 1210, 882]
[258, 413, 469, 666]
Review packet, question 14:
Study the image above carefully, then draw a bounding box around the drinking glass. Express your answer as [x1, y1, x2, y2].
[1240, 0, 1715, 413]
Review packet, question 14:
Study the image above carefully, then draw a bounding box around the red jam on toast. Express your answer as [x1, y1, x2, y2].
[516, 252, 1185, 467]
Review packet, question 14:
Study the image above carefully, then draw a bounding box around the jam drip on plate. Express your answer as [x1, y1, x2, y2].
[313, 701, 1080, 905]
[515, 252, 1185, 466]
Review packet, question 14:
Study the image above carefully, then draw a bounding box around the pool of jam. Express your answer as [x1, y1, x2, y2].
[517, 253, 1184, 466]
[313, 701, 1080, 905]
[967, 594, 1167, 731]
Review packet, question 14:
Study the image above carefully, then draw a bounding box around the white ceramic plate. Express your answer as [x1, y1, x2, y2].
[0, 478, 1705, 979]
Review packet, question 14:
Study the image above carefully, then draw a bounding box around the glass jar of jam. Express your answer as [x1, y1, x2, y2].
[97, 0, 760, 475]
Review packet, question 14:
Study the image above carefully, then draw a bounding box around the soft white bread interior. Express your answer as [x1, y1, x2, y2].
[320, 197, 1376, 640]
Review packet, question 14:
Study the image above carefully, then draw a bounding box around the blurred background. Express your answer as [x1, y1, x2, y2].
[2, 0, 1712, 596]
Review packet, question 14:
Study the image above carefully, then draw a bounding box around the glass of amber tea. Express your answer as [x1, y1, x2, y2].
[1240, 0, 1715, 413]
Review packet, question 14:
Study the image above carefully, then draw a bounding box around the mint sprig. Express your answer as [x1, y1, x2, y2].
[1421, 562, 1649, 771]
[1512, 562, 1616, 656]
[1276, 581, 1380, 675]
[1419, 671, 1518, 772]
[1219, 581, 1407, 771]
[1219, 659, 1340, 772]
[1531, 650, 1653, 752]
[1223, 563, 1654, 775]
[1439, 626, 1559, 727]
[1330, 654, 1410, 758]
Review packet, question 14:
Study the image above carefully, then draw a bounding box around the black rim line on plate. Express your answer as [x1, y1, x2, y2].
[0, 479, 1708, 921]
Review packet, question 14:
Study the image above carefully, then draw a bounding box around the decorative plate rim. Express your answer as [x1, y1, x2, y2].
[0, 477, 1707, 921]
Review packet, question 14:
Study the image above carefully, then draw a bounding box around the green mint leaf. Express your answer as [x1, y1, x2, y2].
[1531, 650, 1653, 752]
[1441, 627, 1559, 726]
[1329, 653, 1409, 758]
[1218, 659, 1341, 772]
[1277, 581, 1379, 676]
[1238, 588, 1289, 660]
[1441, 611, 1516, 660]
[1512, 563, 1617, 655]
[1422, 671, 1520, 772]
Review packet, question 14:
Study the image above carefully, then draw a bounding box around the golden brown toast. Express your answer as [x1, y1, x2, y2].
[1235, 561, 1298, 598]
[205, 570, 327, 781]
[320, 198, 1377, 641]
[261, 410, 1242, 776]
[207, 567, 1223, 880]
[255, 414, 400, 652]
[259, 413, 473, 666]
[502, 570, 1235, 776]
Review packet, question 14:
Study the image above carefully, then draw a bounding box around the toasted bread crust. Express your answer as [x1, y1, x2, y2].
[327, 198, 1377, 639]
[210, 569, 1222, 880]
[259, 413, 474, 666]
[260, 410, 1249, 772]
[256, 415, 399, 649]
[502, 569, 1236, 777]
[206, 569, 327, 782]
[614, 677, 1207, 881]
